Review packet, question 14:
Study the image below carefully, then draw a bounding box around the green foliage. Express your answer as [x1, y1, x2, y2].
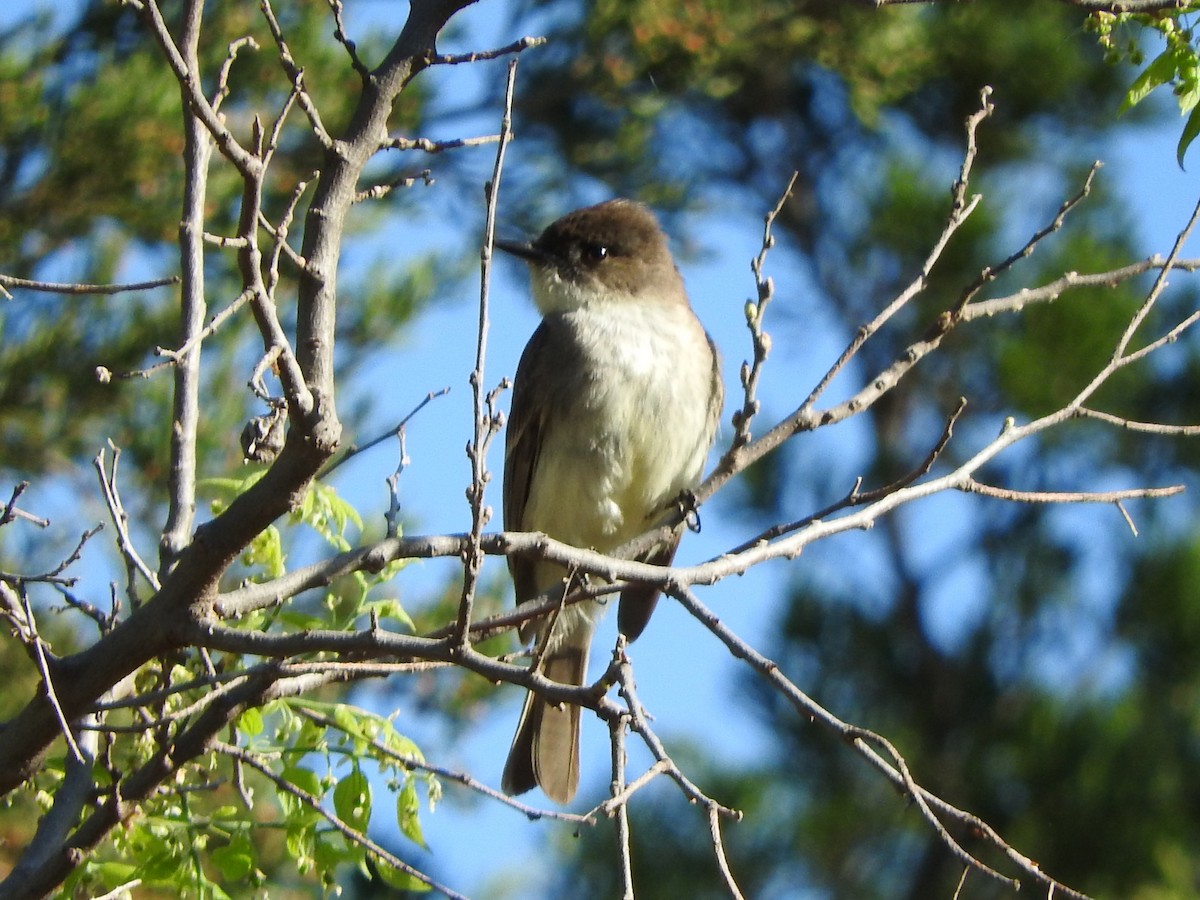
[53, 691, 440, 899]
[1093, 4, 1200, 164]
[17, 469, 429, 898]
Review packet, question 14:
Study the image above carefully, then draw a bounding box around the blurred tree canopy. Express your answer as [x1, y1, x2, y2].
[1, 0, 1198, 897]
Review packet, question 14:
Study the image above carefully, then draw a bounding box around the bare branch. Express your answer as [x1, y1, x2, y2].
[963, 256, 1200, 320]
[960, 478, 1183, 505]
[954, 160, 1102, 312]
[730, 172, 795, 450]
[262, 173, 314, 298]
[211, 35, 259, 115]
[457, 58, 519, 644]
[259, 0, 333, 147]
[667, 583, 1082, 896]
[726, 397, 967, 555]
[354, 168, 435, 203]
[0, 483, 49, 529]
[160, 0, 213, 575]
[0, 274, 179, 296]
[381, 132, 503, 153]
[156, 288, 253, 366]
[605, 694, 636, 900]
[139, 0, 263, 178]
[423, 35, 547, 65]
[596, 639, 745, 897]
[795, 88, 992, 416]
[95, 445, 160, 605]
[324, 0, 369, 75]
[1076, 406, 1200, 435]
[2, 523, 103, 589]
[321, 386, 451, 477]
[19, 594, 85, 765]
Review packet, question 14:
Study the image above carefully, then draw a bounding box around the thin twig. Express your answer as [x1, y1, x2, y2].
[382, 133, 502, 153]
[95, 445, 160, 605]
[954, 161, 1102, 313]
[605, 642, 636, 900]
[1, 482, 49, 529]
[604, 640, 745, 896]
[0, 274, 179, 296]
[1075, 408, 1200, 436]
[321, 387, 451, 478]
[667, 583, 1077, 896]
[963, 256, 1200, 321]
[794, 87, 993, 419]
[730, 172, 796, 450]
[354, 168, 435, 203]
[21, 595, 85, 765]
[324, 0, 368, 75]
[456, 58, 519, 645]
[959, 479, 1183, 505]
[423, 35, 546, 65]
[156, 288, 254, 365]
[1, 523, 103, 587]
[725, 397, 967, 556]
[260, 0, 333, 147]
[211, 36, 259, 114]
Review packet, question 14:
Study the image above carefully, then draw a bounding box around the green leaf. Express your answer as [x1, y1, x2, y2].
[243, 523, 285, 578]
[281, 765, 322, 799]
[198, 470, 268, 511]
[363, 597, 416, 631]
[397, 778, 427, 849]
[296, 481, 363, 551]
[314, 830, 359, 884]
[235, 707, 263, 738]
[211, 835, 256, 881]
[286, 823, 316, 872]
[377, 860, 431, 893]
[90, 861, 139, 886]
[1179, 104, 1200, 166]
[382, 722, 425, 763]
[332, 702, 370, 742]
[333, 767, 372, 833]
[1120, 48, 1183, 114]
[277, 609, 326, 631]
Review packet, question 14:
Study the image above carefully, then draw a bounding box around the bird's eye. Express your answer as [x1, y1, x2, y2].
[583, 243, 608, 262]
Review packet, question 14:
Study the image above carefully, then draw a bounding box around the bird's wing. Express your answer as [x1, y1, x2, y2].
[504, 319, 558, 605]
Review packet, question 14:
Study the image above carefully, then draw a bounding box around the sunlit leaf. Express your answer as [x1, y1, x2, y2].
[333, 767, 372, 833]
[1178, 104, 1200, 166]
[397, 778, 428, 849]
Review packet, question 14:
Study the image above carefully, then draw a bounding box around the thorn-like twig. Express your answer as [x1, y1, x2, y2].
[456, 57, 520, 645]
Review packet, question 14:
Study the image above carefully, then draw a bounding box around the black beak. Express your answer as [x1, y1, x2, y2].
[495, 238, 548, 264]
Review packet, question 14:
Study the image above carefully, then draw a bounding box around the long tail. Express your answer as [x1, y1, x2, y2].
[501, 646, 588, 804]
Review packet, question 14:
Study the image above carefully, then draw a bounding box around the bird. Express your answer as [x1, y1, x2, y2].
[495, 199, 723, 804]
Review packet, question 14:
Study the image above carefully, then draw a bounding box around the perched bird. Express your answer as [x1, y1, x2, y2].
[496, 199, 723, 803]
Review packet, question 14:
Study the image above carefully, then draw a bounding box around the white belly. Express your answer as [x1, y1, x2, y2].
[522, 300, 716, 553]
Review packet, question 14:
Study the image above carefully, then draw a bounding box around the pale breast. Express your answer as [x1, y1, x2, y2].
[522, 299, 718, 553]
